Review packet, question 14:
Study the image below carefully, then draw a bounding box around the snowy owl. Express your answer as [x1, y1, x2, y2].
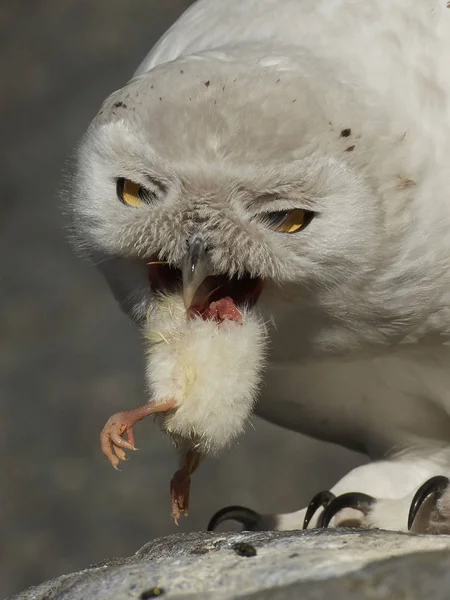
[71, 0, 450, 533]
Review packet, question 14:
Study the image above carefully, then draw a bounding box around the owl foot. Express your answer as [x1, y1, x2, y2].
[170, 449, 203, 525]
[206, 491, 392, 532]
[207, 454, 450, 533]
[100, 399, 176, 469]
[207, 491, 337, 531]
[206, 490, 368, 532]
[207, 477, 450, 534]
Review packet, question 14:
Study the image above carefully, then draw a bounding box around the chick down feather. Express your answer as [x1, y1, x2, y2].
[144, 294, 268, 454]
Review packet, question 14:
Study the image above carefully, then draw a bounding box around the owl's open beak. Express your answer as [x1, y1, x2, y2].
[182, 236, 210, 309]
[149, 242, 263, 321]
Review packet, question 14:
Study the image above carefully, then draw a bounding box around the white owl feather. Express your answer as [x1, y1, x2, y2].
[72, 0, 450, 530]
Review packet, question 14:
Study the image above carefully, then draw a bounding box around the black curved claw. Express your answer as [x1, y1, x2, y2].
[320, 492, 376, 528]
[408, 475, 449, 531]
[207, 505, 262, 532]
[303, 491, 336, 529]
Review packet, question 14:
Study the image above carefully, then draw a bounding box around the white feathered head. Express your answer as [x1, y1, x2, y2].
[72, 49, 382, 454]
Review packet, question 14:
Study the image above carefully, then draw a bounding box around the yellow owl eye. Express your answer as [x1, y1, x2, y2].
[117, 178, 144, 207]
[263, 209, 313, 233]
[116, 178, 157, 207]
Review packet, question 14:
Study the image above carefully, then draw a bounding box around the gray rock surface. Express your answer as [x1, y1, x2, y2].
[9, 529, 450, 600]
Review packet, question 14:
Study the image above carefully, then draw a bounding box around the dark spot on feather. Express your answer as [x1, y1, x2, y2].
[159, 97, 162, 101]
[396, 175, 416, 189]
[180, 69, 184, 74]
[204, 80, 210, 87]
[222, 84, 226, 91]
[150, 85, 154, 89]
[276, 78, 280, 83]
[289, 553, 299, 558]
[340, 128, 351, 137]
[292, 99, 297, 103]
[345, 145, 355, 152]
[232, 542, 257, 557]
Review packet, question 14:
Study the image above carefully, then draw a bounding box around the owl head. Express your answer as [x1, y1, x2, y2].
[71, 49, 383, 454]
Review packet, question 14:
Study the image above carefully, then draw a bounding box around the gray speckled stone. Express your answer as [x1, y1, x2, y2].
[9, 529, 450, 600]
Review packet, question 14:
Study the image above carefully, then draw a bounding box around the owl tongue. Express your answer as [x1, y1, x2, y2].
[187, 276, 263, 323]
[197, 296, 243, 324]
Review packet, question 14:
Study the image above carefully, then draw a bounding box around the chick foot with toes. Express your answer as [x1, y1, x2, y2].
[100, 400, 176, 469]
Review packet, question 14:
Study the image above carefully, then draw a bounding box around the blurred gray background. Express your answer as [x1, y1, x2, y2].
[0, 2, 365, 598]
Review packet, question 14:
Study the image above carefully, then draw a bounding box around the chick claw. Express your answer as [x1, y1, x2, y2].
[100, 400, 177, 470]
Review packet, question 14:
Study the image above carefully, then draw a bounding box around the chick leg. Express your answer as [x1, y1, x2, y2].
[100, 399, 176, 469]
[170, 449, 204, 525]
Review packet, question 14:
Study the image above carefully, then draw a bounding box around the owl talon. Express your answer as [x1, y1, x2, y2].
[303, 490, 336, 529]
[408, 475, 450, 532]
[320, 492, 376, 528]
[207, 505, 262, 531]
